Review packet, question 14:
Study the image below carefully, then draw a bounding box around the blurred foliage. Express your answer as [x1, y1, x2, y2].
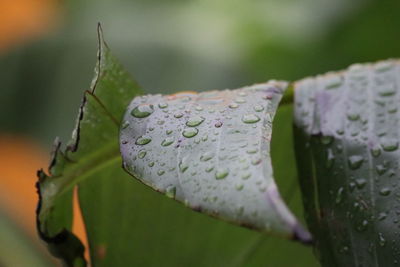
[2, 0, 400, 145]
[1, 0, 400, 266]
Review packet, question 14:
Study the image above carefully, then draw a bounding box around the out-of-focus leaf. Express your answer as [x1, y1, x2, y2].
[294, 59, 400, 266]
[36, 25, 142, 266]
[0, 208, 53, 267]
[120, 83, 311, 241]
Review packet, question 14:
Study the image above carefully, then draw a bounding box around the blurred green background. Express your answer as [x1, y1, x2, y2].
[0, 0, 399, 266]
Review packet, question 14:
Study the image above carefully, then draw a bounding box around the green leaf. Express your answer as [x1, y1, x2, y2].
[293, 59, 400, 266]
[120, 83, 311, 241]
[36, 24, 142, 266]
[38, 26, 318, 267]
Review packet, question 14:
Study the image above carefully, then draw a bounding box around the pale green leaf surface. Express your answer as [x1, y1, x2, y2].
[120, 83, 310, 241]
[294, 59, 400, 267]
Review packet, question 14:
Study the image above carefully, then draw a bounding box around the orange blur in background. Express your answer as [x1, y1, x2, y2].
[0, 0, 59, 53]
[0, 0, 89, 262]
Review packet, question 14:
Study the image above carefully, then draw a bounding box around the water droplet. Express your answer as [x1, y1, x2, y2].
[131, 104, 154, 118]
[165, 185, 176, 198]
[325, 75, 343, 89]
[182, 128, 199, 138]
[251, 158, 262, 165]
[355, 178, 366, 189]
[215, 168, 229, 180]
[246, 148, 258, 154]
[321, 136, 333, 145]
[148, 162, 155, 167]
[348, 155, 364, 169]
[241, 172, 251, 180]
[174, 112, 184, 118]
[375, 61, 393, 72]
[242, 114, 261, 124]
[186, 116, 205, 127]
[158, 102, 168, 109]
[161, 137, 174, 146]
[378, 212, 387, 221]
[336, 187, 344, 204]
[229, 103, 239, 109]
[378, 84, 396, 97]
[195, 105, 203, 111]
[179, 161, 189, 173]
[378, 233, 386, 247]
[121, 120, 130, 129]
[136, 136, 152, 145]
[340, 245, 349, 254]
[214, 121, 223, 128]
[205, 165, 214, 172]
[157, 169, 165, 176]
[326, 149, 335, 169]
[380, 187, 391, 196]
[235, 184, 244, 191]
[371, 146, 381, 157]
[347, 112, 360, 121]
[138, 150, 147, 159]
[166, 129, 173, 135]
[356, 219, 369, 232]
[200, 152, 215, 162]
[381, 138, 399, 152]
[253, 105, 264, 112]
[376, 164, 387, 175]
[235, 97, 246, 103]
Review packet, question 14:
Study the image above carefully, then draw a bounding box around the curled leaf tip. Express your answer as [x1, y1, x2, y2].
[120, 81, 309, 240]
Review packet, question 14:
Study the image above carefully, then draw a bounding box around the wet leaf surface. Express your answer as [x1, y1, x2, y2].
[120, 83, 311, 241]
[294, 59, 400, 267]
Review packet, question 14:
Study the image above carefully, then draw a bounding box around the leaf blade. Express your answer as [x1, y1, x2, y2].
[36, 25, 142, 266]
[120, 83, 311, 241]
[294, 59, 400, 266]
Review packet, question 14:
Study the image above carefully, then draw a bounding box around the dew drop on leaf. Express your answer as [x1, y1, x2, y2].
[200, 152, 214, 162]
[242, 114, 261, 124]
[138, 150, 147, 159]
[161, 137, 174, 147]
[253, 105, 264, 112]
[165, 185, 176, 198]
[229, 103, 239, 109]
[335, 187, 344, 204]
[215, 168, 229, 180]
[131, 104, 154, 118]
[158, 102, 168, 109]
[379, 187, 391, 196]
[136, 136, 152, 145]
[378, 233, 386, 247]
[182, 128, 199, 138]
[348, 155, 364, 169]
[186, 116, 205, 127]
[380, 138, 399, 152]
[174, 112, 184, 118]
[355, 178, 366, 189]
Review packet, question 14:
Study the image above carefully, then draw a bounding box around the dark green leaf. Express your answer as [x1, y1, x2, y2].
[36, 25, 142, 266]
[294, 59, 400, 266]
